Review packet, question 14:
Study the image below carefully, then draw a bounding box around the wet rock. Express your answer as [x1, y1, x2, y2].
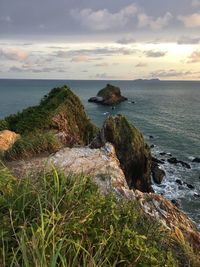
[168, 157, 179, 164]
[151, 162, 165, 184]
[179, 161, 191, 169]
[160, 152, 166, 156]
[90, 114, 152, 192]
[185, 183, 195, 190]
[192, 157, 200, 163]
[176, 179, 183, 186]
[171, 199, 180, 208]
[152, 157, 165, 164]
[168, 157, 191, 169]
[149, 135, 154, 139]
[194, 193, 200, 198]
[150, 144, 155, 148]
[88, 84, 127, 106]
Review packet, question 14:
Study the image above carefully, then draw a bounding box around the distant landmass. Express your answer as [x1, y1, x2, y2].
[133, 78, 161, 82]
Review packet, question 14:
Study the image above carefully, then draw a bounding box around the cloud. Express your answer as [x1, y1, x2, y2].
[137, 12, 173, 30]
[187, 50, 200, 63]
[70, 4, 138, 31]
[95, 62, 109, 67]
[178, 13, 200, 28]
[54, 47, 136, 58]
[192, 0, 200, 7]
[149, 69, 196, 78]
[116, 37, 136, 44]
[144, 50, 167, 57]
[177, 36, 200, 44]
[9, 65, 66, 73]
[135, 62, 148, 67]
[0, 15, 12, 23]
[93, 73, 115, 79]
[71, 55, 90, 62]
[0, 48, 29, 61]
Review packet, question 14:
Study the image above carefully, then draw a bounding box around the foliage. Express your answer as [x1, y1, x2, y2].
[0, 166, 182, 267]
[4, 131, 62, 160]
[0, 85, 97, 159]
[97, 84, 121, 98]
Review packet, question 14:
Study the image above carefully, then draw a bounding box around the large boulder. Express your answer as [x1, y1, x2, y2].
[0, 130, 20, 151]
[151, 158, 165, 184]
[90, 115, 152, 192]
[88, 84, 127, 106]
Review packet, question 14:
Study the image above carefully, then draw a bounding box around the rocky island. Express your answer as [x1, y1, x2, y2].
[0, 85, 200, 266]
[88, 83, 127, 106]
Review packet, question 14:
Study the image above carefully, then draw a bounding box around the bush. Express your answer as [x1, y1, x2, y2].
[0, 166, 180, 267]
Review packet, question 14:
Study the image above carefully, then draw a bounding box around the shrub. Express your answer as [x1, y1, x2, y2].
[0, 166, 182, 267]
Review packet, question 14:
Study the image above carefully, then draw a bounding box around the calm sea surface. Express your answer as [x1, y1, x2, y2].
[0, 79, 200, 227]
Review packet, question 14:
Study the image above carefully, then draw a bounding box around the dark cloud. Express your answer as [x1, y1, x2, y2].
[144, 50, 167, 57]
[0, 0, 196, 37]
[54, 47, 137, 58]
[177, 36, 200, 44]
[116, 37, 136, 44]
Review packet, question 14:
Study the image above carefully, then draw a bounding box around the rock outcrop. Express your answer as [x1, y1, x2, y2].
[6, 143, 128, 196]
[6, 143, 200, 259]
[88, 84, 127, 106]
[90, 115, 152, 192]
[151, 158, 165, 184]
[0, 86, 97, 158]
[0, 130, 20, 151]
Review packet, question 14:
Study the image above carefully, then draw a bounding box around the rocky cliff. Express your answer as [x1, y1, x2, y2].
[2, 85, 200, 265]
[88, 84, 127, 105]
[6, 143, 200, 263]
[90, 114, 152, 192]
[0, 85, 97, 159]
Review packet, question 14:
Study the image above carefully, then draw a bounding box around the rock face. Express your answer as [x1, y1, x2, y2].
[90, 115, 152, 192]
[151, 160, 165, 184]
[6, 143, 128, 196]
[88, 84, 127, 106]
[0, 130, 20, 151]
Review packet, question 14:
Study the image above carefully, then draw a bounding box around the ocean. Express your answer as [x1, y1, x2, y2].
[0, 79, 200, 228]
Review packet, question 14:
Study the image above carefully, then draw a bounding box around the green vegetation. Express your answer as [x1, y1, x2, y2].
[97, 84, 121, 98]
[0, 85, 97, 159]
[0, 165, 198, 267]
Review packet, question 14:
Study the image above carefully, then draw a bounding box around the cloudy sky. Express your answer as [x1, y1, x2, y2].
[0, 0, 200, 80]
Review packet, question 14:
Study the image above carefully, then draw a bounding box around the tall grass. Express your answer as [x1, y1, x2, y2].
[0, 165, 197, 266]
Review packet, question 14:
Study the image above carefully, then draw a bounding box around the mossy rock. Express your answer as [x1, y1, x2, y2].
[0, 85, 98, 159]
[88, 84, 127, 106]
[90, 114, 152, 192]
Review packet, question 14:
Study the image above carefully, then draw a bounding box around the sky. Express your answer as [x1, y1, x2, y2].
[0, 0, 200, 80]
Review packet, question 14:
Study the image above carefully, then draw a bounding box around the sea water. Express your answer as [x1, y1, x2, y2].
[0, 79, 200, 227]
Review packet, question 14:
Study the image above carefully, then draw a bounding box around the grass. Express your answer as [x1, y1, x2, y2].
[0, 85, 97, 160]
[0, 164, 198, 267]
